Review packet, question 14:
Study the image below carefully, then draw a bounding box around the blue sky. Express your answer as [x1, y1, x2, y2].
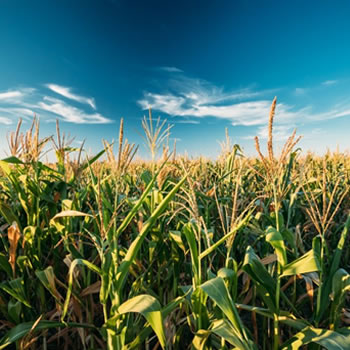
[1, 0, 350, 159]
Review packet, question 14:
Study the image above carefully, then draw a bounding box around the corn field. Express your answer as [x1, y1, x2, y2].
[1, 101, 350, 349]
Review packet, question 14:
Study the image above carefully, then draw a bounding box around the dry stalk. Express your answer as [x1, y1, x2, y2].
[7, 118, 23, 157]
[267, 96, 277, 162]
[52, 119, 75, 164]
[117, 118, 124, 170]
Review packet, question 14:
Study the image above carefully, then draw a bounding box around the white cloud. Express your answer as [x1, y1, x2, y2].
[0, 91, 23, 101]
[138, 75, 284, 126]
[139, 90, 309, 127]
[138, 73, 350, 134]
[0, 88, 35, 103]
[322, 80, 338, 86]
[46, 84, 96, 109]
[0, 85, 111, 125]
[0, 116, 12, 125]
[177, 119, 200, 124]
[159, 66, 183, 73]
[0, 107, 35, 121]
[38, 97, 112, 124]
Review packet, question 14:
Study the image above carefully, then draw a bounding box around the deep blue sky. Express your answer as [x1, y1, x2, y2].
[1, 0, 350, 159]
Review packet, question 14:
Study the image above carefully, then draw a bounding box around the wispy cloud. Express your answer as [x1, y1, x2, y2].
[0, 116, 12, 125]
[0, 88, 35, 103]
[159, 66, 183, 73]
[0, 90, 23, 101]
[322, 80, 338, 86]
[0, 85, 112, 125]
[38, 97, 111, 124]
[0, 107, 35, 119]
[138, 72, 350, 142]
[138, 75, 277, 127]
[138, 91, 305, 127]
[176, 119, 200, 124]
[46, 84, 96, 109]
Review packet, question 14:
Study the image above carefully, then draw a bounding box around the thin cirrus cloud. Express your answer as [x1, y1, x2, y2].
[46, 84, 96, 109]
[0, 90, 23, 101]
[138, 72, 350, 139]
[0, 88, 36, 102]
[322, 80, 338, 86]
[138, 73, 283, 127]
[38, 97, 111, 124]
[138, 88, 305, 127]
[176, 119, 200, 124]
[0, 84, 112, 125]
[0, 116, 12, 125]
[159, 66, 183, 73]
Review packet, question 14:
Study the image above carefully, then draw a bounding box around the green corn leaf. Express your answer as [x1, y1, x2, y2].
[318, 215, 350, 322]
[117, 294, 189, 350]
[199, 210, 252, 260]
[330, 269, 350, 329]
[35, 267, 62, 303]
[217, 267, 235, 280]
[100, 251, 112, 304]
[242, 246, 277, 311]
[115, 159, 171, 239]
[199, 277, 247, 341]
[281, 249, 321, 277]
[0, 160, 15, 176]
[115, 176, 186, 294]
[0, 202, 21, 230]
[7, 299, 21, 324]
[117, 294, 166, 349]
[0, 278, 31, 308]
[0, 253, 12, 277]
[80, 148, 106, 171]
[62, 259, 102, 321]
[192, 329, 210, 349]
[183, 222, 199, 283]
[329, 215, 350, 279]
[169, 230, 186, 253]
[281, 326, 350, 349]
[265, 226, 287, 267]
[211, 319, 257, 350]
[0, 320, 95, 349]
[0, 156, 24, 164]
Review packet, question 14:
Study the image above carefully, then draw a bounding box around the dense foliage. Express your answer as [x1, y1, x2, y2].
[1, 109, 350, 349]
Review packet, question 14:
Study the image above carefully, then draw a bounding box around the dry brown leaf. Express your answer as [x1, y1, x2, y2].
[303, 274, 314, 311]
[8, 222, 21, 276]
[80, 281, 101, 297]
[260, 254, 277, 265]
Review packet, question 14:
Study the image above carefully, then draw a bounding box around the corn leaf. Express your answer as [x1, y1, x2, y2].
[117, 294, 166, 349]
[52, 210, 92, 220]
[242, 246, 277, 311]
[281, 249, 321, 277]
[199, 277, 247, 341]
[62, 259, 102, 321]
[36, 266, 62, 303]
[199, 211, 252, 260]
[115, 176, 186, 294]
[0, 320, 95, 349]
[282, 326, 350, 349]
[0, 278, 31, 308]
[265, 226, 287, 267]
[211, 319, 257, 350]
